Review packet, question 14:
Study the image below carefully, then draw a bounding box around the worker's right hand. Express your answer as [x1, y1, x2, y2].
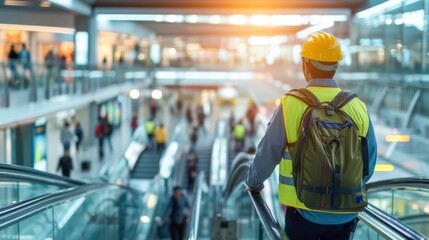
[245, 188, 262, 193]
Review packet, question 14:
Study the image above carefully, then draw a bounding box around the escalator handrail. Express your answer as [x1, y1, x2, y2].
[223, 153, 252, 199]
[366, 177, 429, 192]
[0, 183, 121, 230]
[188, 172, 206, 240]
[359, 203, 426, 240]
[223, 161, 250, 200]
[233, 157, 426, 240]
[247, 191, 289, 240]
[222, 155, 287, 239]
[0, 164, 85, 187]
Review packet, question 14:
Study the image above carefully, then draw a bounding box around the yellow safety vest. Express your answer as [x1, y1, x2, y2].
[278, 86, 370, 211]
[233, 124, 246, 140]
[154, 128, 167, 143]
[145, 121, 155, 135]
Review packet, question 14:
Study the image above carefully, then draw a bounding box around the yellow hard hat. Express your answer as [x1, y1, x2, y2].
[301, 31, 343, 62]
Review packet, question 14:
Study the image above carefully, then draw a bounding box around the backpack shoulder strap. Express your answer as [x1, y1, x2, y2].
[331, 90, 358, 109]
[286, 88, 321, 107]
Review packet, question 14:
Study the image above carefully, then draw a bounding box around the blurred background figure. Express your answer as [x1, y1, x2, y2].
[95, 118, 105, 160]
[187, 151, 199, 191]
[145, 118, 156, 149]
[60, 121, 73, 152]
[57, 150, 73, 178]
[185, 105, 193, 125]
[228, 112, 235, 132]
[197, 105, 205, 132]
[131, 113, 138, 135]
[233, 119, 246, 153]
[155, 123, 167, 153]
[189, 126, 198, 152]
[161, 186, 189, 240]
[104, 119, 113, 153]
[150, 99, 158, 118]
[20, 43, 31, 88]
[8, 44, 19, 86]
[246, 103, 257, 136]
[74, 121, 84, 153]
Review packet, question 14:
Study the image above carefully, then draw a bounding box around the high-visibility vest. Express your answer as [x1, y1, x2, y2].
[154, 128, 167, 143]
[145, 121, 155, 135]
[233, 124, 246, 140]
[279, 86, 370, 211]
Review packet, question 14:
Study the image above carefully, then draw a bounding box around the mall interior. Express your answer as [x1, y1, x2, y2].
[0, 0, 428, 239]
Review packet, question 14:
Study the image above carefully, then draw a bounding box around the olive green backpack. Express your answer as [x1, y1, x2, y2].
[286, 88, 368, 213]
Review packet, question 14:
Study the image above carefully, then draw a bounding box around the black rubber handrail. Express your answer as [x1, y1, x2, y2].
[223, 154, 251, 200]
[0, 183, 121, 230]
[366, 178, 429, 192]
[248, 191, 289, 240]
[187, 172, 206, 240]
[362, 203, 426, 240]
[223, 154, 287, 240]
[0, 164, 85, 187]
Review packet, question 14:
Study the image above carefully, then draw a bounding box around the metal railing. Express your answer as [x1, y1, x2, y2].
[187, 172, 207, 240]
[0, 61, 149, 108]
[0, 163, 84, 187]
[0, 182, 147, 239]
[223, 154, 428, 240]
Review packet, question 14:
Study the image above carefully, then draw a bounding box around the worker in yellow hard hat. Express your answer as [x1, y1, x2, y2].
[245, 31, 377, 240]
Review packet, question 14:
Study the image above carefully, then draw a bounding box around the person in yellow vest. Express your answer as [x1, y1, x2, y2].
[154, 123, 167, 153]
[145, 118, 156, 150]
[233, 119, 246, 152]
[245, 31, 377, 240]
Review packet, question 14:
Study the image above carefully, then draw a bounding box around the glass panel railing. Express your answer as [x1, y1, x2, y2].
[188, 173, 210, 240]
[0, 183, 146, 240]
[0, 164, 84, 208]
[366, 178, 429, 238]
[0, 61, 149, 108]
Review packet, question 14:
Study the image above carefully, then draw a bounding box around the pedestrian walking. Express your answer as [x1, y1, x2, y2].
[131, 114, 138, 135]
[245, 31, 377, 240]
[95, 118, 105, 159]
[160, 186, 189, 240]
[197, 105, 205, 131]
[154, 123, 167, 153]
[233, 119, 246, 153]
[20, 44, 31, 70]
[228, 112, 235, 132]
[7, 45, 19, 86]
[104, 119, 113, 153]
[185, 106, 193, 125]
[187, 152, 198, 190]
[145, 118, 156, 149]
[74, 121, 83, 152]
[150, 99, 158, 118]
[189, 126, 198, 152]
[57, 150, 73, 177]
[60, 121, 73, 152]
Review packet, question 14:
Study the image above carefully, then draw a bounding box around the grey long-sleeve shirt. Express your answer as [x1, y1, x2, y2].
[244, 104, 285, 190]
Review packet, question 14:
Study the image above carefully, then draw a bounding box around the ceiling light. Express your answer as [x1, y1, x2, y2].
[40, 1, 51, 7]
[229, 15, 247, 25]
[4, 0, 32, 6]
[209, 15, 221, 24]
[251, 15, 270, 26]
[296, 21, 334, 39]
[356, 0, 404, 18]
[0, 24, 75, 34]
[186, 15, 198, 23]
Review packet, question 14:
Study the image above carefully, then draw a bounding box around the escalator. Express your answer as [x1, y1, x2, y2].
[0, 164, 84, 209]
[187, 154, 428, 240]
[131, 150, 162, 179]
